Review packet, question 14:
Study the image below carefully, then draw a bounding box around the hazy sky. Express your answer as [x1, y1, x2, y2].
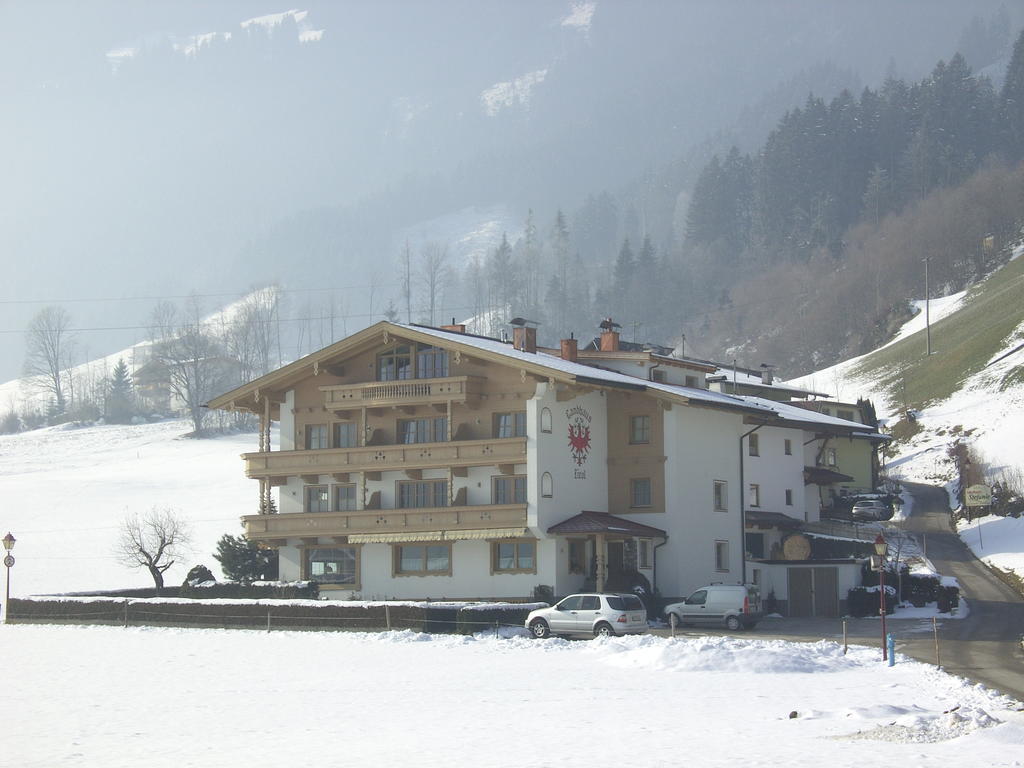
[0, 0, 1013, 387]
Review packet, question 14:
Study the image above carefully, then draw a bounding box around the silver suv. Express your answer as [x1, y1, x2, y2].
[526, 593, 649, 639]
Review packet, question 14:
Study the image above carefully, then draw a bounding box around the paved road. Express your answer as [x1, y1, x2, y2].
[652, 482, 1024, 702]
[896, 481, 1024, 701]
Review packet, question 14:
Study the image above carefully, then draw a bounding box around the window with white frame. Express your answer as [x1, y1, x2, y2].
[715, 540, 730, 572]
[334, 484, 357, 511]
[825, 447, 837, 466]
[748, 483, 761, 508]
[397, 480, 448, 508]
[540, 408, 552, 433]
[305, 424, 328, 450]
[491, 540, 536, 573]
[305, 547, 359, 585]
[630, 477, 652, 508]
[541, 472, 553, 498]
[377, 345, 413, 381]
[493, 475, 527, 505]
[305, 485, 329, 513]
[784, 438, 792, 455]
[713, 480, 728, 512]
[638, 539, 651, 569]
[494, 411, 527, 438]
[785, 488, 793, 506]
[629, 414, 651, 444]
[748, 432, 760, 456]
[394, 543, 451, 575]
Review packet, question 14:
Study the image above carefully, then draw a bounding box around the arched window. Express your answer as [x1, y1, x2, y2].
[541, 472, 553, 498]
[540, 407, 552, 434]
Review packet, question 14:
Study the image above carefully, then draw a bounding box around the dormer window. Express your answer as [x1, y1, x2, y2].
[377, 343, 449, 381]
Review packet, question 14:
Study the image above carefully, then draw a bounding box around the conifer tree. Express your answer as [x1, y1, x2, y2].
[106, 358, 134, 424]
[1001, 29, 1024, 162]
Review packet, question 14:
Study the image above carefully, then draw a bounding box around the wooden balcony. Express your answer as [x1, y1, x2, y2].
[242, 503, 528, 541]
[320, 375, 485, 411]
[242, 437, 527, 480]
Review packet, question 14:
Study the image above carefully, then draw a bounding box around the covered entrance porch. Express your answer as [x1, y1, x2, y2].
[547, 510, 667, 594]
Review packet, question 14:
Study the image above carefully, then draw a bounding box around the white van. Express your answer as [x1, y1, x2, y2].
[663, 585, 761, 630]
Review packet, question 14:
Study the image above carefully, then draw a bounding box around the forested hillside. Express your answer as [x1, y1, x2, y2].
[443, 26, 1024, 373]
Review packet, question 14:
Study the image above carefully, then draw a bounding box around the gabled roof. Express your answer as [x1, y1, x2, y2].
[547, 511, 667, 538]
[207, 321, 776, 418]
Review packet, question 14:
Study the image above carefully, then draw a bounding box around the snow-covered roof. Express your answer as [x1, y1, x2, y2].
[709, 366, 829, 398]
[741, 396, 876, 433]
[401, 324, 775, 415]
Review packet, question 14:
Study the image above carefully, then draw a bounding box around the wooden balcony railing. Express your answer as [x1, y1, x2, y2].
[242, 437, 527, 479]
[320, 375, 484, 410]
[242, 503, 528, 540]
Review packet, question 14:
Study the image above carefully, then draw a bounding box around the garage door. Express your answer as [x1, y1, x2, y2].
[787, 567, 839, 618]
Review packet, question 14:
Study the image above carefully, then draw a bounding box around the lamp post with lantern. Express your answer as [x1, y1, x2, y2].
[873, 533, 889, 661]
[2, 532, 15, 624]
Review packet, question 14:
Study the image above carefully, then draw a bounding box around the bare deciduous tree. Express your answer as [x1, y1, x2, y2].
[24, 306, 74, 415]
[419, 242, 449, 327]
[116, 507, 193, 589]
[148, 296, 228, 434]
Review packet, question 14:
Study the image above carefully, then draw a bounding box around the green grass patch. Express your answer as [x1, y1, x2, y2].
[852, 254, 1024, 410]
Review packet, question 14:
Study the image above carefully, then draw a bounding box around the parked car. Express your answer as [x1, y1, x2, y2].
[663, 584, 762, 631]
[851, 499, 893, 521]
[526, 593, 649, 639]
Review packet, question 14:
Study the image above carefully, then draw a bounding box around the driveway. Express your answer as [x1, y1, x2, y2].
[653, 482, 1024, 702]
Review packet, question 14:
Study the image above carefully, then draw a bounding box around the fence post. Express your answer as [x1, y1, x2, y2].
[669, 612, 677, 638]
[843, 619, 848, 655]
[933, 617, 941, 668]
[494, 620, 499, 638]
[887, 633, 895, 666]
[123, 600, 129, 628]
[385, 603, 391, 631]
[267, 608, 272, 633]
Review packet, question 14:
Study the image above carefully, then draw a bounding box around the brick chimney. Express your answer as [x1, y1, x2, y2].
[513, 325, 537, 353]
[599, 318, 621, 352]
[440, 318, 466, 334]
[560, 334, 578, 362]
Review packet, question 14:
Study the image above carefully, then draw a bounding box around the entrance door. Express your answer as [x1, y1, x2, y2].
[787, 568, 814, 617]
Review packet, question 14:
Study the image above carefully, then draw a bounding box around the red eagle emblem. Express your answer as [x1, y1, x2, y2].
[568, 422, 591, 466]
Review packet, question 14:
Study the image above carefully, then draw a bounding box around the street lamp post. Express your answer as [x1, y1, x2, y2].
[2, 532, 15, 625]
[873, 533, 889, 661]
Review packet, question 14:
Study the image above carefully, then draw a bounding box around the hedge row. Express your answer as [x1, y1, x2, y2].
[5, 598, 542, 635]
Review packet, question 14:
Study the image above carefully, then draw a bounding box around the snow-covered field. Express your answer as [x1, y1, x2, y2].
[0, 419, 256, 595]
[1, 624, 1021, 768]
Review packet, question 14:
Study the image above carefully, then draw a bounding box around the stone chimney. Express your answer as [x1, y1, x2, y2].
[510, 317, 538, 353]
[440, 318, 466, 334]
[560, 334, 578, 362]
[599, 318, 621, 352]
[760, 364, 775, 385]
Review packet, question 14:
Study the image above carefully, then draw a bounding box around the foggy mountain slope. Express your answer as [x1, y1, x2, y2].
[0, 0, 1011, 382]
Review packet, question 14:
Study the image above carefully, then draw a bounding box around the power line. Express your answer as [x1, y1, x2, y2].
[0, 282, 402, 307]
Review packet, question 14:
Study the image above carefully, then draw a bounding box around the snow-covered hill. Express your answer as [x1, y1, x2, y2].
[789, 251, 1024, 583]
[0, 419, 259, 596]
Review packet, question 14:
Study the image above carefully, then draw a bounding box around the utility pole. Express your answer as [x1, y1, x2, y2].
[923, 256, 932, 356]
